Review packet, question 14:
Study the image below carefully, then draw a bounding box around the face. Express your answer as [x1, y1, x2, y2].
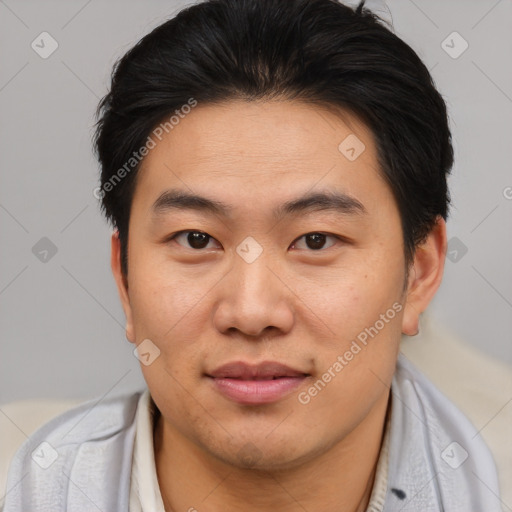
[112, 99, 443, 470]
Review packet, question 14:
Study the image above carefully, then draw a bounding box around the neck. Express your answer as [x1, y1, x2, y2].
[154, 391, 390, 512]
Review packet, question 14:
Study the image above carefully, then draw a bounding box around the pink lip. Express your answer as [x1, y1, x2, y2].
[207, 361, 309, 405]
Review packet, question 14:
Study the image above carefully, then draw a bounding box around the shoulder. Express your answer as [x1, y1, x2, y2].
[393, 352, 493, 451]
[400, 314, 512, 507]
[388, 353, 503, 511]
[1, 391, 143, 512]
[393, 352, 469, 422]
[10, 390, 143, 458]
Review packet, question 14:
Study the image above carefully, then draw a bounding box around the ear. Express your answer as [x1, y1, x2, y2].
[401, 216, 447, 336]
[111, 231, 136, 344]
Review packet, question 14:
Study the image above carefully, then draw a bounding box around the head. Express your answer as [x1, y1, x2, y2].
[94, 0, 451, 470]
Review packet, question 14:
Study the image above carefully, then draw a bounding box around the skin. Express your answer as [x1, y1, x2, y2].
[111, 99, 447, 512]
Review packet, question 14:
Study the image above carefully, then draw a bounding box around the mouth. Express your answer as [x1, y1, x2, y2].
[206, 361, 310, 405]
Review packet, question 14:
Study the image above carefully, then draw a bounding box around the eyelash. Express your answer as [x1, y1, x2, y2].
[166, 230, 344, 252]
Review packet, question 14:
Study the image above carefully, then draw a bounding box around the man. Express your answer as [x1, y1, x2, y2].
[2, 0, 503, 510]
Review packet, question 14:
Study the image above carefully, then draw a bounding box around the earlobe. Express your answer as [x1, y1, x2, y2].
[402, 301, 421, 336]
[111, 231, 136, 344]
[401, 217, 447, 336]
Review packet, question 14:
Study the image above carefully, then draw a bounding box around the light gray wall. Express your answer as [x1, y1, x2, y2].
[1, 0, 511, 405]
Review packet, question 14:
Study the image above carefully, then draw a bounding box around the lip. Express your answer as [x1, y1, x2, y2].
[206, 361, 310, 405]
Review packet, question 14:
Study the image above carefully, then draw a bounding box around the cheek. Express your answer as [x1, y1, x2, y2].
[128, 256, 213, 342]
[298, 361, 391, 443]
[299, 306, 400, 434]
[306, 259, 404, 341]
[301, 254, 404, 396]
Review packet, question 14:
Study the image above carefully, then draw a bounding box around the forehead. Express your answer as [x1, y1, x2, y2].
[133, 99, 390, 216]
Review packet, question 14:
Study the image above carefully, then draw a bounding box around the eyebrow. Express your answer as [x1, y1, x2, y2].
[151, 188, 367, 221]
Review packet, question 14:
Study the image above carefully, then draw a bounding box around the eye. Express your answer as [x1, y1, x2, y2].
[167, 230, 341, 252]
[291, 232, 339, 251]
[170, 230, 220, 250]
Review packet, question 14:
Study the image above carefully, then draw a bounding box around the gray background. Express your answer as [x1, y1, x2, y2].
[1, 0, 511, 405]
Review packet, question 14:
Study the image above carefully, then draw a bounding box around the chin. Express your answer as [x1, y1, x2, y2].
[205, 434, 318, 472]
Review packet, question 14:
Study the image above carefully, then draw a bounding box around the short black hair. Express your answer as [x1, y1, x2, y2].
[94, 0, 453, 278]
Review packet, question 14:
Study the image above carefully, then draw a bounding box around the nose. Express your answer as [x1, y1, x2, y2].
[212, 250, 295, 339]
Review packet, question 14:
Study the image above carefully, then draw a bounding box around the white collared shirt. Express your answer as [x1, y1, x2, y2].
[129, 390, 166, 511]
[128, 389, 390, 511]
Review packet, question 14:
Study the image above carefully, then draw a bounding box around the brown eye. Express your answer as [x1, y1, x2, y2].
[171, 231, 219, 250]
[291, 233, 338, 251]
